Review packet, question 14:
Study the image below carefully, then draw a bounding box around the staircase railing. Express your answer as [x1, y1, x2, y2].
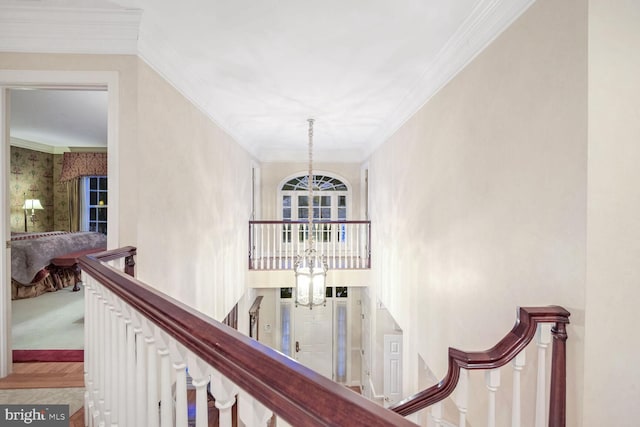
[79, 246, 413, 427]
[389, 306, 570, 427]
[80, 247, 569, 426]
[249, 220, 371, 270]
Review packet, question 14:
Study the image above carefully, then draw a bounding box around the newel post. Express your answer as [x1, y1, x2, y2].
[548, 321, 568, 427]
[124, 254, 135, 277]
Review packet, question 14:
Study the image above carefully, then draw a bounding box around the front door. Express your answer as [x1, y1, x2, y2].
[293, 299, 334, 379]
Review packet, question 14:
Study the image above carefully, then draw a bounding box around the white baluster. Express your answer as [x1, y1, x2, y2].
[191, 376, 210, 427]
[166, 341, 188, 427]
[96, 290, 106, 421]
[123, 307, 136, 427]
[145, 335, 159, 427]
[188, 357, 212, 427]
[84, 278, 94, 427]
[431, 401, 443, 427]
[456, 369, 469, 427]
[486, 368, 501, 427]
[260, 223, 264, 269]
[109, 294, 119, 425]
[173, 360, 188, 427]
[83, 280, 92, 424]
[535, 324, 552, 427]
[116, 300, 127, 425]
[239, 392, 273, 426]
[158, 344, 173, 426]
[93, 284, 104, 423]
[134, 318, 147, 427]
[512, 351, 526, 427]
[209, 369, 239, 427]
[356, 223, 361, 268]
[102, 290, 113, 426]
[278, 223, 283, 269]
[268, 223, 273, 270]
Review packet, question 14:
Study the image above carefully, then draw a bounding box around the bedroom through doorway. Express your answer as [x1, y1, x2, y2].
[7, 87, 108, 358]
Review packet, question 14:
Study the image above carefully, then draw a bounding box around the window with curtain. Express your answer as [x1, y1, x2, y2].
[82, 176, 108, 234]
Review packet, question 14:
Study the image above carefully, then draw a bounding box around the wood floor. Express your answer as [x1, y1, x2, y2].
[0, 362, 84, 427]
[0, 362, 84, 389]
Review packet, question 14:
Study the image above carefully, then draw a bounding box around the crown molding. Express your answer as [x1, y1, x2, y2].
[10, 137, 62, 154]
[10, 137, 106, 154]
[0, 5, 142, 54]
[365, 0, 536, 158]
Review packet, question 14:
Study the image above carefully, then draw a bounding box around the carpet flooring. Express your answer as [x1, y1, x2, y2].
[12, 286, 84, 350]
[0, 387, 84, 415]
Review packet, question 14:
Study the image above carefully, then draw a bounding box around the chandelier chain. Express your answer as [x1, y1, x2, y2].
[307, 118, 315, 248]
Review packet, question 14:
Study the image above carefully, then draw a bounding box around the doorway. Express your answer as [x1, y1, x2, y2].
[275, 286, 352, 383]
[0, 69, 120, 376]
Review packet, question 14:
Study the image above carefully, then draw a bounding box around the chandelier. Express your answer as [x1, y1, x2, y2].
[294, 118, 328, 309]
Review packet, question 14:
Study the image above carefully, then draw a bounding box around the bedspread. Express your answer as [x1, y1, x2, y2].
[11, 231, 107, 285]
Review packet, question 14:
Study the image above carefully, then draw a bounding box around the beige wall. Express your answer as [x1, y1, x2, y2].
[135, 60, 253, 320]
[368, 0, 587, 424]
[585, 0, 640, 425]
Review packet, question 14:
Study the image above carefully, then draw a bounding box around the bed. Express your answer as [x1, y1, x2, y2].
[11, 231, 107, 299]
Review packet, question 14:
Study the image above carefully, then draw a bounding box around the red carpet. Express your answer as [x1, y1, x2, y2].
[13, 349, 84, 363]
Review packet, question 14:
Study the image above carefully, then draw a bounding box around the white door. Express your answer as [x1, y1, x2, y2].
[383, 334, 402, 407]
[293, 300, 334, 379]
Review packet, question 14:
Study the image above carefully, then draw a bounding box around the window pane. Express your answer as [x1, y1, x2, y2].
[321, 196, 330, 206]
[90, 177, 97, 190]
[299, 196, 308, 207]
[338, 208, 347, 220]
[97, 208, 107, 221]
[102, 193, 108, 205]
[90, 208, 96, 221]
[280, 303, 291, 357]
[283, 207, 291, 221]
[298, 207, 308, 219]
[90, 192, 97, 206]
[321, 208, 331, 219]
[336, 287, 348, 298]
[338, 196, 346, 207]
[325, 287, 333, 298]
[99, 178, 107, 191]
[97, 223, 107, 234]
[280, 288, 292, 299]
[336, 302, 347, 383]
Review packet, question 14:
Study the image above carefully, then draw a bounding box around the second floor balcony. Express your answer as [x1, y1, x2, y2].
[249, 220, 371, 270]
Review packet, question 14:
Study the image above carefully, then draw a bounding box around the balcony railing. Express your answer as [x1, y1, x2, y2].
[249, 220, 371, 270]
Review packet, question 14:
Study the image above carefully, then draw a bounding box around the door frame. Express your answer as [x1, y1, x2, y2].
[0, 69, 120, 377]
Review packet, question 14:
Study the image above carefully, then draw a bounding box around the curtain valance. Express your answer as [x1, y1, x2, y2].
[59, 152, 107, 182]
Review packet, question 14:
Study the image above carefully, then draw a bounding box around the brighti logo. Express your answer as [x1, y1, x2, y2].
[1, 405, 68, 426]
[3, 408, 46, 424]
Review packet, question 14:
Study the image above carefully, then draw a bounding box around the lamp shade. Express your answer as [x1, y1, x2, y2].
[22, 199, 44, 210]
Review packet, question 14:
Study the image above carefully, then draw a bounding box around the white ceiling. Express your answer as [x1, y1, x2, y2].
[1, 0, 535, 161]
[10, 89, 108, 148]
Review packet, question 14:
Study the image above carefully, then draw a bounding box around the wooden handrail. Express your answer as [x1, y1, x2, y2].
[79, 247, 415, 427]
[389, 306, 570, 426]
[250, 220, 371, 225]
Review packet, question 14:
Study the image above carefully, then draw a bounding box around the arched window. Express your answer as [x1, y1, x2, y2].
[280, 174, 349, 242]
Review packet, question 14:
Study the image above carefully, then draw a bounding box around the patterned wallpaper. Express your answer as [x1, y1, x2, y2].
[9, 146, 68, 232]
[53, 154, 70, 231]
